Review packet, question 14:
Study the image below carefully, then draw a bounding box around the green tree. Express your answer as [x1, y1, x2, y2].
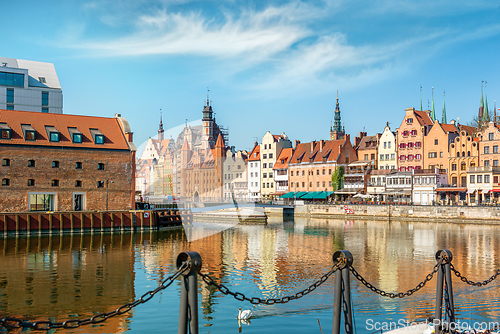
[331, 166, 344, 191]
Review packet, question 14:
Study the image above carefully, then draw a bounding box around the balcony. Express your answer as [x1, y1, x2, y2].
[469, 166, 500, 173]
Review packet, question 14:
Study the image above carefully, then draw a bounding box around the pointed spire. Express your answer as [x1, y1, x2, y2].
[181, 138, 190, 151]
[420, 86, 423, 111]
[442, 91, 447, 124]
[207, 87, 210, 106]
[483, 81, 490, 122]
[430, 87, 435, 121]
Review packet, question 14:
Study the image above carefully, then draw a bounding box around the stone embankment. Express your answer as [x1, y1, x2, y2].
[265, 204, 500, 224]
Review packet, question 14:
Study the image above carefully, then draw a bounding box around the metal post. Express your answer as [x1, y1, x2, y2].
[177, 251, 202, 334]
[332, 250, 354, 334]
[443, 255, 455, 326]
[434, 250, 453, 334]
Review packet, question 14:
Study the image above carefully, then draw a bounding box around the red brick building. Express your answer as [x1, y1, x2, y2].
[0, 109, 136, 212]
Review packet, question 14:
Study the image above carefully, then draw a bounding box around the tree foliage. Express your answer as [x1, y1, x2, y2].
[331, 166, 344, 191]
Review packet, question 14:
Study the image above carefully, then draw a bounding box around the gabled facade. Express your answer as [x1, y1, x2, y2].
[247, 143, 261, 200]
[260, 132, 292, 198]
[423, 120, 458, 170]
[355, 132, 380, 169]
[378, 124, 397, 170]
[448, 128, 479, 187]
[222, 149, 249, 201]
[478, 122, 500, 168]
[273, 147, 293, 196]
[0, 109, 136, 212]
[396, 108, 433, 171]
[289, 137, 356, 193]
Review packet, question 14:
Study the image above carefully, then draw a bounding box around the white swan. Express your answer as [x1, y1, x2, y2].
[238, 307, 252, 320]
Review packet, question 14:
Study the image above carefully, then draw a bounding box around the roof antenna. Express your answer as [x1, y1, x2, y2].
[207, 87, 210, 106]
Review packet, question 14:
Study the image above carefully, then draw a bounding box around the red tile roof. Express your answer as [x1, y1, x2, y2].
[248, 144, 260, 161]
[289, 139, 346, 164]
[0, 109, 130, 150]
[273, 148, 293, 170]
[413, 110, 433, 126]
[441, 123, 458, 133]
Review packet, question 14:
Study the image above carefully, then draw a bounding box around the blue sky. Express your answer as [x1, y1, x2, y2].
[4, 0, 500, 152]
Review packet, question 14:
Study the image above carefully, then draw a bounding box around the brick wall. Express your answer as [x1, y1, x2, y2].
[0, 146, 135, 212]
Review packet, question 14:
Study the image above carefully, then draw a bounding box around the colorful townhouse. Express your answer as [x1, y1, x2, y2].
[423, 120, 459, 170]
[378, 123, 397, 170]
[259, 132, 292, 199]
[396, 108, 433, 171]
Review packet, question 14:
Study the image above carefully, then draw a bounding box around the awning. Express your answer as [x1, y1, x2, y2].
[467, 189, 476, 194]
[490, 189, 500, 193]
[294, 192, 309, 198]
[280, 192, 296, 199]
[436, 188, 467, 192]
[483, 189, 491, 194]
[301, 192, 322, 199]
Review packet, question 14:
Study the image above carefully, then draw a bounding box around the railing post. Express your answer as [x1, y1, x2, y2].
[177, 251, 202, 334]
[332, 250, 354, 334]
[434, 250, 454, 334]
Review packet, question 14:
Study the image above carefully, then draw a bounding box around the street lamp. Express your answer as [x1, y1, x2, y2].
[106, 179, 114, 211]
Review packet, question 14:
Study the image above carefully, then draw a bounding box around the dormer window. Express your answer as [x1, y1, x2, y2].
[21, 124, 36, 141]
[0, 123, 12, 140]
[38, 77, 46, 84]
[45, 126, 60, 142]
[68, 127, 83, 143]
[90, 129, 104, 144]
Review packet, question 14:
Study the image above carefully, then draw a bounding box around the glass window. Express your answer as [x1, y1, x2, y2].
[49, 132, 59, 142]
[6, 104, 13, 110]
[75, 180, 82, 187]
[0, 71, 24, 87]
[28, 179, 35, 186]
[485, 160, 490, 167]
[2, 158, 10, 166]
[435, 139, 438, 145]
[477, 175, 483, 183]
[485, 146, 490, 154]
[97, 163, 105, 170]
[2, 178, 10, 186]
[42, 91, 49, 106]
[6, 88, 14, 103]
[75, 162, 82, 169]
[29, 194, 55, 211]
[269, 163, 273, 168]
[269, 153, 273, 159]
[489, 133, 494, 140]
[263, 163, 267, 168]
[73, 133, 82, 143]
[494, 160, 499, 167]
[494, 146, 499, 154]
[28, 160, 35, 167]
[470, 175, 475, 184]
[461, 162, 466, 170]
[97, 181, 104, 188]
[485, 175, 490, 183]
[51, 179, 59, 187]
[52, 161, 59, 168]
[263, 154, 267, 159]
[452, 164, 457, 171]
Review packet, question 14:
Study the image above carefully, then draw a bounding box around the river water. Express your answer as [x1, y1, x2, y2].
[1, 217, 500, 333]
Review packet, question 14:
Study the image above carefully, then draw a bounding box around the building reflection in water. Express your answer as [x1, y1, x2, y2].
[1, 219, 500, 332]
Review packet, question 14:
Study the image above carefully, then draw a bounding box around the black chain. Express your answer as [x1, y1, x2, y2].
[0, 262, 189, 330]
[450, 263, 500, 286]
[199, 261, 342, 305]
[349, 258, 444, 298]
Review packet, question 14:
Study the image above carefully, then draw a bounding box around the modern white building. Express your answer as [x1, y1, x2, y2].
[412, 168, 448, 205]
[0, 57, 63, 113]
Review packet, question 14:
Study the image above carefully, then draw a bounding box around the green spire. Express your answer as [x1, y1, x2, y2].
[442, 91, 447, 124]
[420, 86, 423, 111]
[483, 81, 490, 122]
[430, 87, 435, 121]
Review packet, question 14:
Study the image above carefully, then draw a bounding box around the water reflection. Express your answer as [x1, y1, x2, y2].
[0, 219, 500, 333]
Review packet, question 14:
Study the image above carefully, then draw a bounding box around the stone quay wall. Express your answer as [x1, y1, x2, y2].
[265, 204, 500, 224]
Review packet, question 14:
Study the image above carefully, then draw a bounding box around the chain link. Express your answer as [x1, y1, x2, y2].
[0, 262, 189, 330]
[349, 258, 445, 299]
[450, 263, 500, 287]
[199, 261, 343, 305]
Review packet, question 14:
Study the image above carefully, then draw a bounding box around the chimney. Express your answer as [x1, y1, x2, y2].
[319, 140, 324, 151]
[310, 141, 315, 151]
[295, 140, 301, 148]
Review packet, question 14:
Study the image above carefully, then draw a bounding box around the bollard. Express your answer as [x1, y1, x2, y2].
[434, 250, 455, 334]
[177, 251, 202, 334]
[332, 250, 354, 334]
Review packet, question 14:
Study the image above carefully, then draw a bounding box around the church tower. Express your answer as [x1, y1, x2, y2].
[330, 91, 345, 140]
[158, 112, 164, 143]
[202, 92, 215, 149]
